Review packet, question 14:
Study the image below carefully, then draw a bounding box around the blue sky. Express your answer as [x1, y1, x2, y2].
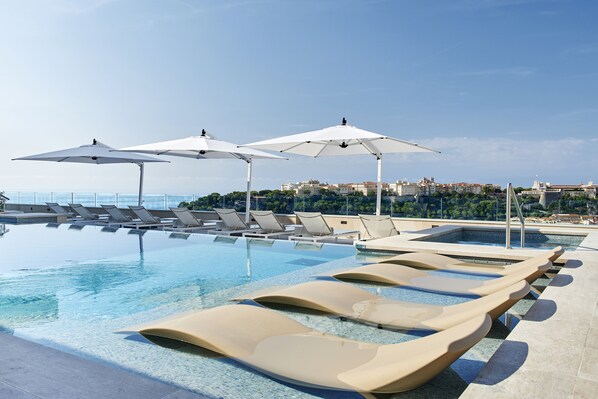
[1, 0, 597, 195]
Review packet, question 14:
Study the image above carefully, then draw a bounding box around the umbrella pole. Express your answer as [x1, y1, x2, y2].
[138, 163, 144, 206]
[376, 156, 382, 215]
[245, 159, 253, 224]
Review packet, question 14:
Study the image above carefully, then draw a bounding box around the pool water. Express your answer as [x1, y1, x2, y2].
[0, 223, 512, 398]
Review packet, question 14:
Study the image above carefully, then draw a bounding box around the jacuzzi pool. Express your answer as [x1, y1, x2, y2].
[417, 227, 585, 250]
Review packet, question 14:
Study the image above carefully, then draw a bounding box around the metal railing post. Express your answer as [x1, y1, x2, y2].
[116, 193, 119, 207]
[506, 183, 526, 249]
[33, 192, 36, 205]
[346, 196, 349, 215]
[440, 197, 443, 219]
[506, 183, 512, 249]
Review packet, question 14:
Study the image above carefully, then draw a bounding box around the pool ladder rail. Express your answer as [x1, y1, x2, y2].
[506, 182, 525, 249]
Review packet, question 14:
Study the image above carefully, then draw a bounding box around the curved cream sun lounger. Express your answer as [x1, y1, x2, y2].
[330, 257, 550, 296]
[378, 247, 563, 277]
[233, 279, 529, 331]
[129, 304, 491, 393]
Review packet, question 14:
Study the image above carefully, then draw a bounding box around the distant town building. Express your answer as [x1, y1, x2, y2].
[393, 180, 418, 197]
[282, 177, 498, 197]
[523, 180, 597, 207]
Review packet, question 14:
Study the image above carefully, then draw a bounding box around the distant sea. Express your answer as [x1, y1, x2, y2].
[3, 192, 196, 210]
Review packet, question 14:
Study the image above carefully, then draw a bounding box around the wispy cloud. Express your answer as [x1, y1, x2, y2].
[416, 136, 588, 163]
[563, 44, 598, 56]
[552, 108, 598, 119]
[456, 67, 537, 77]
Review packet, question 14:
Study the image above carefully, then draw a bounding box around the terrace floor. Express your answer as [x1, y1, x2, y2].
[460, 230, 598, 398]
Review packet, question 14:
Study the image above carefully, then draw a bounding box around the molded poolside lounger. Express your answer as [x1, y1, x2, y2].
[330, 257, 551, 296]
[242, 210, 296, 239]
[291, 212, 360, 242]
[358, 214, 399, 240]
[128, 304, 492, 393]
[233, 279, 529, 331]
[378, 247, 563, 277]
[208, 208, 258, 236]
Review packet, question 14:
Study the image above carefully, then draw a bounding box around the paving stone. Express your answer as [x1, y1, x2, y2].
[572, 377, 598, 399]
[579, 348, 598, 382]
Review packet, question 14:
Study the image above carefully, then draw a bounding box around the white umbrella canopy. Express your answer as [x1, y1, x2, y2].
[246, 118, 440, 215]
[118, 130, 281, 160]
[13, 139, 168, 206]
[118, 130, 285, 223]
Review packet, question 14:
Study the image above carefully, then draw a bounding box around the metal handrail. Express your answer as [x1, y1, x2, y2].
[506, 183, 525, 248]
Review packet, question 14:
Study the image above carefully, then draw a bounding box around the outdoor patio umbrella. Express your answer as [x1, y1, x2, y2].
[118, 130, 284, 223]
[13, 139, 168, 206]
[245, 118, 440, 215]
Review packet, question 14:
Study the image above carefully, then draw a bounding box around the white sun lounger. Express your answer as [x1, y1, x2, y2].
[125, 304, 491, 393]
[378, 247, 563, 277]
[166, 207, 215, 232]
[68, 203, 108, 222]
[46, 202, 76, 220]
[330, 256, 551, 296]
[358, 214, 399, 240]
[100, 204, 139, 224]
[291, 212, 360, 242]
[126, 206, 174, 229]
[234, 279, 529, 331]
[242, 211, 296, 239]
[208, 208, 258, 236]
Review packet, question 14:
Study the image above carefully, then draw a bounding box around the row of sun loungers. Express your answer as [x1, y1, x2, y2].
[120, 244, 561, 394]
[47, 203, 399, 242]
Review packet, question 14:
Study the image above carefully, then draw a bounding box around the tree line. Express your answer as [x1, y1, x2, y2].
[180, 189, 598, 220]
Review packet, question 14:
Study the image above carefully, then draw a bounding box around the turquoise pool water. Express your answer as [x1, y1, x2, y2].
[0, 223, 505, 398]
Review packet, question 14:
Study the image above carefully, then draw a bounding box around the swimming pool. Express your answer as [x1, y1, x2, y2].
[0, 223, 512, 398]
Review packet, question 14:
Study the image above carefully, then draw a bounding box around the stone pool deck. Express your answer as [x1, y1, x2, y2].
[460, 230, 598, 398]
[361, 224, 598, 398]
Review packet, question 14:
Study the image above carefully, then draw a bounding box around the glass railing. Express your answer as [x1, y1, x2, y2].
[5, 191, 597, 222]
[4, 192, 196, 211]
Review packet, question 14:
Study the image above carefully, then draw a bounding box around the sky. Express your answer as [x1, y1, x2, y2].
[1, 0, 597, 196]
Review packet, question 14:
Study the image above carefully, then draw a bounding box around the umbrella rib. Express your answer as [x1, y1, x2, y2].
[313, 144, 327, 158]
[356, 139, 381, 158]
[280, 142, 308, 152]
[385, 137, 441, 153]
